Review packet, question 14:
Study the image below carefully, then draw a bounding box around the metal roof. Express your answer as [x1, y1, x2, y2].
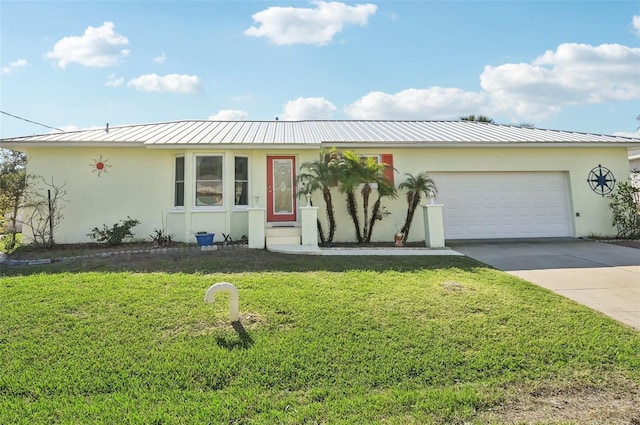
[1, 120, 639, 147]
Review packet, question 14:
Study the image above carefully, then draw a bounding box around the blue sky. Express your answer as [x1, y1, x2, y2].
[1, 1, 639, 138]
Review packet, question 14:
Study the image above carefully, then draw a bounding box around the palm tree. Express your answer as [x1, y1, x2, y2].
[337, 151, 364, 243]
[358, 155, 386, 242]
[364, 174, 397, 243]
[398, 172, 437, 244]
[336, 151, 397, 244]
[296, 149, 339, 245]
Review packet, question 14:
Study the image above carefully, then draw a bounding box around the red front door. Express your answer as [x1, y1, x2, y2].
[267, 156, 297, 222]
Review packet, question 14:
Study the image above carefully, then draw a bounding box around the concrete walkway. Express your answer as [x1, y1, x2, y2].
[267, 244, 464, 256]
[449, 239, 640, 330]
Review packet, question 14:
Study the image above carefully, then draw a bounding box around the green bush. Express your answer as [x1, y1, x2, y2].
[0, 232, 21, 254]
[88, 217, 141, 245]
[608, 179, 640, 238]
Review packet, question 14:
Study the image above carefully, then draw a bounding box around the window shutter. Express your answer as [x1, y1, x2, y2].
[381, 153, 394, 184]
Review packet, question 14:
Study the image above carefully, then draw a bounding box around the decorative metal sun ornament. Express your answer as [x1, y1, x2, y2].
[90, 155, 111, 177]
[587, 164, 616, 197]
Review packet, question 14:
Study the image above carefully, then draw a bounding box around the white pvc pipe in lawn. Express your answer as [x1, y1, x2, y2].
[204, 282, 240, 322]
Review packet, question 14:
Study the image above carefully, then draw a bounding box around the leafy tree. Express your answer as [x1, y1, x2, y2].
[398, 172, 437, 244]
[460, 114, 494, 123]
[0, 149, 27, 249]
[608, 174, 640, 238]
[296, 149, 340, 245]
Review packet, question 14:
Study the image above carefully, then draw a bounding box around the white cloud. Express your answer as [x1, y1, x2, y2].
[48, 124, 106, 134]
[57, 125, 81, 132]
[1, 59, 30, 75]
[632, 15, 640, 37]
[280, 97, 336, 120]
[45, 22, 130, 68]
[245, 1, 377, 46]
[613, 129, 640, 138]
[481, 43, 640, 120]
[126, 73, 203, 94]
[345, 88, 487, 120]
[105, 73, 124, 87]
[209, 109, 249, 120]
[153, 52, 167, 64]
[345, 42, 640, 123]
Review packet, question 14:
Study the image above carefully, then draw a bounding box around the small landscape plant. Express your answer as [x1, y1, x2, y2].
[0, 233, 21, 254]
[608, 177, 640, 238]
[87, 217, 140, 245]
[150, 228, 174, 247]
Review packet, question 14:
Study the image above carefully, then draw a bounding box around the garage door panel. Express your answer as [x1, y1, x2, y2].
[431, 172, 573, 239]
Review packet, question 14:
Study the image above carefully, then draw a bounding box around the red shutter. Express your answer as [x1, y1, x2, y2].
[381, 154, 394, 184]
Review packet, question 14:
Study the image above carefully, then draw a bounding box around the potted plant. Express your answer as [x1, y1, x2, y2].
[195, 231, 215, 246]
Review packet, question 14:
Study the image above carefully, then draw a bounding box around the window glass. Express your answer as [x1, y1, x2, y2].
[174, 157, 184, 207]
[234, 156, 248, 206]
[195, 156, 223, 206]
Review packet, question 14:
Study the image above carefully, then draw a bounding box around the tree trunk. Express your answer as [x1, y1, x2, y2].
[345, 190, 362, 243]
[400, 192, 415, 236]
[323, 187, 336, 243]
[8, 194, 20, 249]
[402, 194, 421, 244]
[361, 184, 372, 243]
[316, 219, 326, 246]
[366, 197, 382, 243]
[310, 199, 326, 246]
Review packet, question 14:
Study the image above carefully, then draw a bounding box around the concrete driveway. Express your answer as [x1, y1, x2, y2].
[449, 239, 640, 330]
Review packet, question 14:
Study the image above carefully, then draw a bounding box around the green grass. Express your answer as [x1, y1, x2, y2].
[1, 251, 639, 424]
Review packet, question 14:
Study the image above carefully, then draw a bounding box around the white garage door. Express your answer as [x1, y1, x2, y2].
[430, 172, 573, 239]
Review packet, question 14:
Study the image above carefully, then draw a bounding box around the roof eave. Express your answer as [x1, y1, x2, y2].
[0, 141, 145, 149]
[143, 142, 320, 149]
[322, 141, 640, 148]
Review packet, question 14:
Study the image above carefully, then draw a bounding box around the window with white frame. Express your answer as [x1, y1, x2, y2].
[195, 155, 223, 207]
[234, 156, 249, 206]
[174, 156, 185, 207]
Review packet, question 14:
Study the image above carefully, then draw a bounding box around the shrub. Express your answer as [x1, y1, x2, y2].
[608, 179, 640, 239]
[150, 228, 174, 247]
[88, 217, 140, 245]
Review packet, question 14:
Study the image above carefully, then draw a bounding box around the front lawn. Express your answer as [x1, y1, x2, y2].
[1, 251, 639, 424]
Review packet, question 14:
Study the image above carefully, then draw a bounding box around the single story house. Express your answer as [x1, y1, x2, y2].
[1, 120, 638, 246]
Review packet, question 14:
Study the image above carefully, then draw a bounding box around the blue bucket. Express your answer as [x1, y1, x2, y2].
[195, 233, 214, 246]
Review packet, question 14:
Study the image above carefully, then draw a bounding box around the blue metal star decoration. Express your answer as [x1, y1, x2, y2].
[587, 164, 616, 197]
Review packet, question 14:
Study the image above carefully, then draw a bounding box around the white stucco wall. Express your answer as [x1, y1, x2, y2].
[20, 144, 629, 244]
[24, 147, 173, 244]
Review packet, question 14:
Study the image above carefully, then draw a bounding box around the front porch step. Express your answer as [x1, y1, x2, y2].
[266, 226, 301, 246]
